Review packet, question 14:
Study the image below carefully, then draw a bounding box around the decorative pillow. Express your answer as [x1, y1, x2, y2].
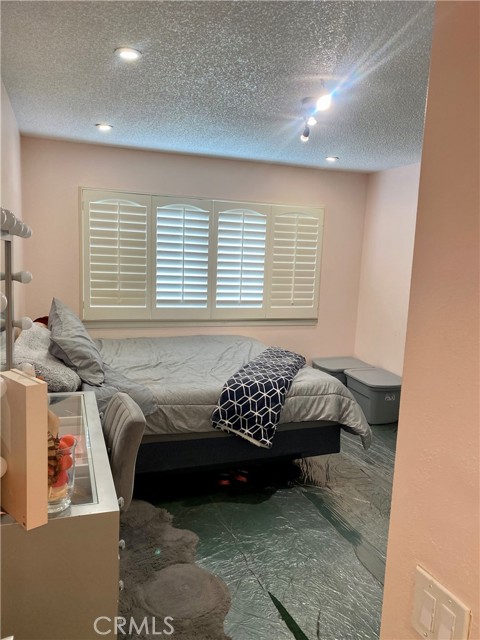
[14, 322, 82, 392]
[48, 298, 104, 386]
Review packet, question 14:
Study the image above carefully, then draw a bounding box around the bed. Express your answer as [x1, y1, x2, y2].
[88, 334, 371, 474]
[14, 300, 371, 475]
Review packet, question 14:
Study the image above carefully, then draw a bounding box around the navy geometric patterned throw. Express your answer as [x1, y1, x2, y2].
[211, 346, 306, 448]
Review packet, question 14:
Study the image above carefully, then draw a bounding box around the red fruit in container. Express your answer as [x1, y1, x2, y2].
[60, 455, 73, 471]
[53, 470, 68, 487]
[60, 434, 75, 448]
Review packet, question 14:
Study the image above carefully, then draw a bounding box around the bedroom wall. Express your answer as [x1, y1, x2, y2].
[20, 137, 368, 360]
[1, 80, 25, 316]
[381, 2, 479, 638]
[354, 164, 420, 375]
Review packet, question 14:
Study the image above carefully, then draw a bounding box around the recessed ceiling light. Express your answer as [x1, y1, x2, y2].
[307, 116, 317, 126]
[96, 123, 113, 132]
[325, 156, 339, 162]
[115, 47, 142, 61]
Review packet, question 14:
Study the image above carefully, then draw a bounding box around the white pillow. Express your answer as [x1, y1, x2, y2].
[14, 322, 82, 392]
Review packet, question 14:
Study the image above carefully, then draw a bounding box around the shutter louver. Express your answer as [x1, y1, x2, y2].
[215, 207, 267, 312]
[155, 203, 210, 311]
[267, 209, 324, 319]
[84, 195, 150, 319]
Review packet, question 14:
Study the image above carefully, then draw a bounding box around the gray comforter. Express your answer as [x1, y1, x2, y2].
[93, 335, 372, 447]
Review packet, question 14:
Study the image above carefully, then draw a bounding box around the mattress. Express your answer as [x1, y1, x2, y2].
[95, 335, 371, 447]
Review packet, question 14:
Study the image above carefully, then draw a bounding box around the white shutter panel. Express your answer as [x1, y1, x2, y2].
[82, 190, 151, 320]
[266, 206, 324, 319]
[213, 202, 268, 319]
[153, 196, 211, 320]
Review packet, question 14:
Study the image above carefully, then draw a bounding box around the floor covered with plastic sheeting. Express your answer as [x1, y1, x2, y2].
[134, 424, 397, 640]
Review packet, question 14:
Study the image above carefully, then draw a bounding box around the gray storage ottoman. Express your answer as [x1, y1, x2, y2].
[345, 368, 402, 424]
[312, 357, 372, 385]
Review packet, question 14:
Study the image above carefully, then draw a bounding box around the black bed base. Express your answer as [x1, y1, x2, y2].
[135, 422, 341, 474]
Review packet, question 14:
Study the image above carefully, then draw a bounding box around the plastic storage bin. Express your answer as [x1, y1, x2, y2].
[345, 368, 402, 424]
[312, 357, 373, 385]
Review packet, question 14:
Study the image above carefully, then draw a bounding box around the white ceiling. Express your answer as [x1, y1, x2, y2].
[1, 1, 434, 172]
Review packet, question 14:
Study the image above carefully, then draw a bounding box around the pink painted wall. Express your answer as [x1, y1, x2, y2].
[1, 81, 25, 316]
[20, 137, 368, 360]
[381, 2, 479, 639]
[355, 164, 420, 375]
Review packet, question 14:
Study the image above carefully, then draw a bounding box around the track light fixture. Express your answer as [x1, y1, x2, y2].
[300, 124, 310, 142]
[299, 80, 334, 144]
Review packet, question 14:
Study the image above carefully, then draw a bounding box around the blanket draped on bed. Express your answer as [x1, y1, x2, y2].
[211, 346, 306, 448]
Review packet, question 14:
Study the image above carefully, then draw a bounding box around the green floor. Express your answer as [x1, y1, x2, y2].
[135, 425, 396, 640]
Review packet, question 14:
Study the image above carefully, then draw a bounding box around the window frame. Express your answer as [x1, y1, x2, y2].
[81, 188, 325, 323]
[81, 190, 153, 321]
[151, 195, 213, 321]
[211, 201, 270, 321]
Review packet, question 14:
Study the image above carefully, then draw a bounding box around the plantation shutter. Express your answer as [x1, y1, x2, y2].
[82, 190, 151, 320]
[213, 202, 268, 319]
[266, 206, 324, 319]
[152, 196, 211, 320]
[82, 190, 325, 323]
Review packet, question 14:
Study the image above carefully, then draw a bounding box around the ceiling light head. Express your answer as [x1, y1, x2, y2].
[316, 80, 332, 112]
[300, 126, 310, 142]
[96, 123, 113, 132]
[325, 156, 339, 162]
[316, 93, 332, 111]
[115, 47, 142, 61]
[307, 116, 317, 126]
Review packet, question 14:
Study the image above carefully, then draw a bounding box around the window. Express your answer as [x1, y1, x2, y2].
[214, 202, 269, 320]
[154, 197, 211, 320]
[82, 189, 324, 322]
[82, 193, 151, 320]
[268, 208, 323, 319]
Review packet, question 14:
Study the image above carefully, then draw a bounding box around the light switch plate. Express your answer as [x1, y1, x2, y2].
[412, 565, 471, 640]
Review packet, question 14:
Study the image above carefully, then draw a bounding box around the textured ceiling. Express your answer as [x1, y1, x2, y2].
[1, 1, 434, 172]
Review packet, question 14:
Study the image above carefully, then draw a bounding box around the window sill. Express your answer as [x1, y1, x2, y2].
[83, 318, 318, 329]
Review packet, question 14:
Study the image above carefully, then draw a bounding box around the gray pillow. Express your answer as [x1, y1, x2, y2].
[48, 298, 104, 386]
[14, 322, 82, 392]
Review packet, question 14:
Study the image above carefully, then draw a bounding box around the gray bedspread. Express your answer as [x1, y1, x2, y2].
[94, 335, 371, 447]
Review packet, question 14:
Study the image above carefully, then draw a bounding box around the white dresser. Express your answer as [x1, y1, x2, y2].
[1, 392, 120, 639]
